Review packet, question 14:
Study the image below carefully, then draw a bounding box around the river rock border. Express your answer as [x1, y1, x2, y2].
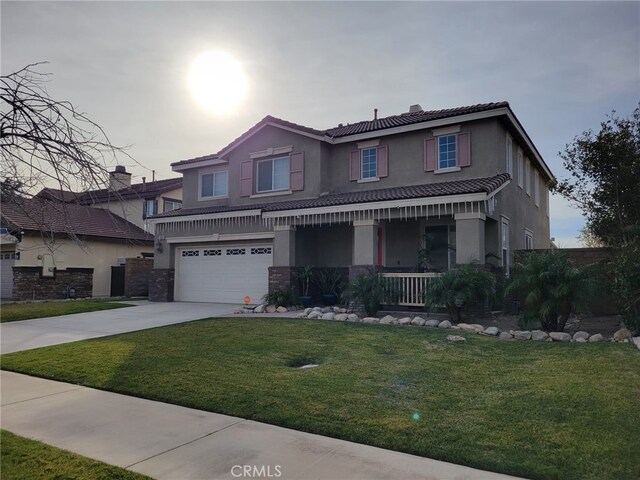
[235, 305, 637, 346]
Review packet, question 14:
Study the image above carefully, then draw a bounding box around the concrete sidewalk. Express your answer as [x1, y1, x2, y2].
[1, 371, 523, 480]
[1, 302, 235, 353]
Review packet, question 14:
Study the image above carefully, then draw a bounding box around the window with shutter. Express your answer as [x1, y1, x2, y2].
[349, 143, 387, 182]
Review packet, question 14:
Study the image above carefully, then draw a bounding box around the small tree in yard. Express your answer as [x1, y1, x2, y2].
[342, 270, 400, 317]
[423, 263, 496, 322]
[555, 105, 640, 333]
[505, 250, 593, 332]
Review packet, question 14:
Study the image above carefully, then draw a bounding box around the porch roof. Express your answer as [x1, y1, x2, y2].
[150, 173, 510, 222]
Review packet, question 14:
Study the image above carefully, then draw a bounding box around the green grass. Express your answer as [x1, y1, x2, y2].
[0, 299, 133, 322]
[2, 318, 639, 480]
[0, 430, 151, 480]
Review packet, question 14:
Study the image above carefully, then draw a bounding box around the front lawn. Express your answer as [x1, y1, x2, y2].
[0, 299, 133, 323]
[2, 318, 639, 480]
[0, 430, 151, 480]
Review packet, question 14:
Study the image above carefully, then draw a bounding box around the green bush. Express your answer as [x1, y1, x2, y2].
[316, 268, 344, 295]
[342, 269, 400, 317]
[610, 241, 640, 334]
[505, 250, 593, 332]
[423, 263, 496, 322]
[262, 287, 299, 307]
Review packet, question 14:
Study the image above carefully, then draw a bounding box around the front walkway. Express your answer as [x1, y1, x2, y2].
[0, 301, 235, 353]
[1, 371, 523, 480]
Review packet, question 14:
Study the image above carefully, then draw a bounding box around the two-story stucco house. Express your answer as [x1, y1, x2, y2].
[148, 102, 554, 304]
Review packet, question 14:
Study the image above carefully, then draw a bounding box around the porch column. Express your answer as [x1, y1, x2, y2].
[454, 212, 486, 265]
[352, 219, 378, 266]
[273, 224, 296, 266]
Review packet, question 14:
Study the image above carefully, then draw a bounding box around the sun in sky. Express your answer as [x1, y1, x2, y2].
[187, 50, 248, 115]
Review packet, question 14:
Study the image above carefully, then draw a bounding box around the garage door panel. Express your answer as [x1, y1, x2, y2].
[175, 245, 272, 304]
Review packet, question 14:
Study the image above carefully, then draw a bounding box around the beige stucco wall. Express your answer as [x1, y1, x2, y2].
[16, 235, 153, 297]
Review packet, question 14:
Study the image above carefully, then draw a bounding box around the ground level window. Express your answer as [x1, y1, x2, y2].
[423, 225, 456, 272]
[525, 230, 534, 250]
[502, 219, 510, 275]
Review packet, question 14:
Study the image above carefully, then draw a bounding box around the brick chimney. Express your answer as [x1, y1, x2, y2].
[109, 166, 132, 191]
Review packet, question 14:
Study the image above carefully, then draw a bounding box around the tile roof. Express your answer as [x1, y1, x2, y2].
[78, 177, 182, 204]
[151, 173, 510, 219]
[171, 102, 510, 168]
[36, 188, 81, 203]
[1, 198, 154, 242]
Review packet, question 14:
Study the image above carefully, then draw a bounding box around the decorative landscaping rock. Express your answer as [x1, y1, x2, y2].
[307, 311, 322, 319]
[483, 326, 500, 336]
[425, 319, 441, 328]
[588, 333, 604, 342]
[276, 306, 288, 313]
[379, 316, 392, 325]
[573, 331, 590, 341]
[233, 308, 244, 314]
[512, 330, 532, 340]
[549, 332, 572, 342]
[531, 330, 549, 341]
[470, 324, 485, 333]
[380, 315, 396, 324]
[322, 307, 331, 314]
[296, 312, 308, 318]
[613, 328, 631, 342]
[438, 320, 452, 329]
[576, 337, 587, 343]
[313, 307, 323, 312]
[332, 306, 341, 313]
[347, 314, 359, 322]
[446, 335, 466, 343]
[411, 317, 426, 326]
[633, 337, 640, 350]
[334, 313, 349, 321]
[266, 305, 277, 313]
[303, 307, 312, 315]
[321, 312, 335, 320]
[255, 304, 267, 314]
[499, 332, 514, 340]
[457, 323, 476, 333]
[362, 317, 377, 324]
[450, 325, 461, 330]
[398, 317, 412, 325]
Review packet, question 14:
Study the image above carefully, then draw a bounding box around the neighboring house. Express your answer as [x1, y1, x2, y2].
[148, 101, 554, 305]
[36, 167, 184, 231]
[1, 197, 154, 299]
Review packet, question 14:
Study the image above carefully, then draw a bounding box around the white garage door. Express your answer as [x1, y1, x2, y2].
[1, 252, 16, 299]
[175, 244, 272, 304]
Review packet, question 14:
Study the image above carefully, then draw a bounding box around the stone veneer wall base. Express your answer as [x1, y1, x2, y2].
[12, 266, 93, 300]
[149, 268, 175, 302]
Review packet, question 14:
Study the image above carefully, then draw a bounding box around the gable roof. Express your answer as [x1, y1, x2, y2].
[150, 173, 510, 220]
[36, 188, 81, 203]
[1, 198, 153, 243]
[171, 102, 510, 168]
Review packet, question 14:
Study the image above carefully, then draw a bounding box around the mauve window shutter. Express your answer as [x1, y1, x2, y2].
[424, 138, 436, 172]
[457, 132, 471, 167]
[350, 150, 360, 181]
[240, 160, 253, 196]
[289, 152, 304, 191]
[377, 145, 388, 177]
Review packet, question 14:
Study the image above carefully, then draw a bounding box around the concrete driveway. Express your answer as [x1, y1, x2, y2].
[1, 301, 234, 354]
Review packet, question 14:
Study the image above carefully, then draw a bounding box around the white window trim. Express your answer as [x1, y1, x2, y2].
[256, 156, 290, 193]
[356, 139, 380, 149]
[501, 216, 510, 275]
[524, 228, 534, 250]
[534, 170, 540, 207]
[517, 149, 524, 188]
[250, 145, 293, 159]
[525, 159, 531, 196]
[357, 176, 380, 184]
[432, 124, 461, 137]
[164, 199, 182, 212]
[434, 166, 461, 175]
[250, 190, 293, 199]
[360, 146, 378, 180]
[506, 135, 513, 177]
[199, 169, 229, 201]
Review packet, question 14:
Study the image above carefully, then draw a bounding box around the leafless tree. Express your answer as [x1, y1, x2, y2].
[0, 62, 140, 248]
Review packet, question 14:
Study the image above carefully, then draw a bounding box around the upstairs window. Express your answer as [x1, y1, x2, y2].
[424, 131, 470, 173]
[534, 170, 540, 207]
[257, 157, 289, 193]
[525, 159, 531, 196]
[506, 136, 513, 176]
[517, 150, 524, 188]
[438, 135, 457, 169]
[143, 199, 158, 218]
[164, 199, 182, 212]
[361, 147, 377, 179]
[201, 171, 228, 198]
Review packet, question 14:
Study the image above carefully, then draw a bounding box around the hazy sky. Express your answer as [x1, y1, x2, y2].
[2, 1, 639, 246]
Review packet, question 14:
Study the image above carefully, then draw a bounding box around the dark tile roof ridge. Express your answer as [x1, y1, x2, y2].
[79, 177, 183, 203]
[150, 173, 510, 220]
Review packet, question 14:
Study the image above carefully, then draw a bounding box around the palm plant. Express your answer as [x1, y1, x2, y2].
[423, 263, 496, 322]
[505, 250, 593, 331]
[342, 269, 400, 317]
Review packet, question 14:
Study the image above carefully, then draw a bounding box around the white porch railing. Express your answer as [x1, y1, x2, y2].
[380, 272, 444, 307]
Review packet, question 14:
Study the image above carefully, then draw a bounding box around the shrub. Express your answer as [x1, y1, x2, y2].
[262, 287, 299, 307]
[423, 263, 496, 322]
[296, 265, 315, 297]
[610, 240, 640, 334]
[505, 250, 593, 332]
[342, 269, 400, 317]
[316, 268, 344, 295]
